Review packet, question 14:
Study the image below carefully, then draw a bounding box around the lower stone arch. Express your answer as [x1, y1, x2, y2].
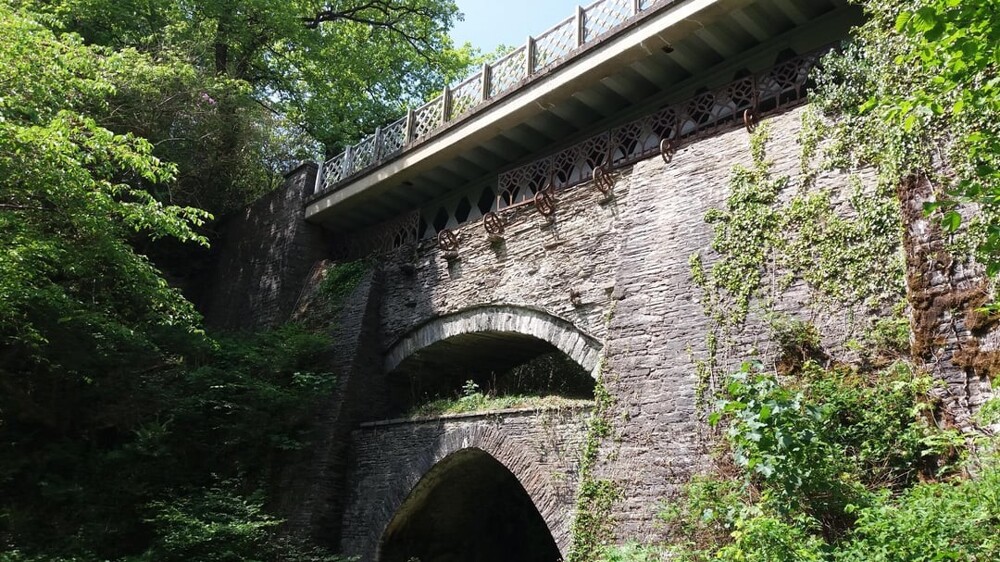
[367, 423, 576, 562]
[384, 305, 603, 377]
[378, 447, 561, 562]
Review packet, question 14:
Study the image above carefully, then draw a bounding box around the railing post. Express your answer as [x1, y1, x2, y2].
[481, 63, 491, 101]
[525, 35, 536, 76]
[403, 108, 415, 145]
[373, 126, 383, 162]
[442, 86, 452, 123]
[633, 0, 641, 15]
[313, 160, 324, 194]
[344, 145, 354, 176]
[576, 5, 585, 46]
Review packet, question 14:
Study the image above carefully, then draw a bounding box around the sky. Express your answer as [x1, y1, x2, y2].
[451, 0, 586, 53]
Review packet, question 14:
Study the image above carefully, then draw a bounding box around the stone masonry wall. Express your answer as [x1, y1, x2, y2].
[205, 101, 994, 557]
[379, 173, 628, 355]
[340, 407, 591, 561]
[594, 105, 898, 543]
[203, 163, 329, 330]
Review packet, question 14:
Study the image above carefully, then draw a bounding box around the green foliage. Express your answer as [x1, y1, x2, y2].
[141, 485, 280, 562]
[317, 260, 368, 304]
[691, 125, 904, 334]
[664, 359, 983, 561]
[569, 360, 619, 562]
[714, 514, 827, 562]
[406, 387, 592, 418]
[834, 465, 1000, 562]
[14, 0, 479, 213]
[0, 6, 209, 372]
[598, 542, 661, 562]
[0, 323, 337, 559]
[814, 0, 1000, 279]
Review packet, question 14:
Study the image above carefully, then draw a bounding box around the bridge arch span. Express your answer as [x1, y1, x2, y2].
[384, 305, 603, 376]
[354, 415, 581, 562]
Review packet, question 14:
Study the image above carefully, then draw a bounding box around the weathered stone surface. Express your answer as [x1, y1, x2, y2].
[340, 407, 591, 561]
[205, 104, 995, 558]
[203, 163, 329, 329]
[385, 305, 604, 376]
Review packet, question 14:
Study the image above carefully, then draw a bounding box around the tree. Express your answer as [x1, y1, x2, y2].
[15, 0, 478, 213]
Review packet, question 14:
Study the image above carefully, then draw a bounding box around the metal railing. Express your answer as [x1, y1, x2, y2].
[315, 0, 672, 195]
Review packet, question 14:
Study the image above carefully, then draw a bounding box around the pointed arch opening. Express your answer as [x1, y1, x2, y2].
[378, 448, 562, 562]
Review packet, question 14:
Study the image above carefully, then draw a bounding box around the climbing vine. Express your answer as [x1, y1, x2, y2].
[567, 356, 621, 562]
[689, 118, 907, 405]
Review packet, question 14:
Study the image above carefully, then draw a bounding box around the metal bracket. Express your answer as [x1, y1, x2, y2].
[659, 138, 676, 164]
[483, 211, 505, 238]
[593, 165, 615, 196]
[743, 108, 759, 134]
[534, 188, 556, 217]
[437, 229, 459, 251]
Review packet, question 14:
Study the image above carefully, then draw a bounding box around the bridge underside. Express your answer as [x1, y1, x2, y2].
[379, 448, 561, 562]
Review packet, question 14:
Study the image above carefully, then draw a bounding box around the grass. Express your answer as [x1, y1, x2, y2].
[408, 392, 593, 418]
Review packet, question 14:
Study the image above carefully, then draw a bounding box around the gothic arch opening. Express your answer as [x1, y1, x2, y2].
[378, 448, 562, 562]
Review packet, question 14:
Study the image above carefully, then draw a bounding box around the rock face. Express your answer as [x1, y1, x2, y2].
[204, 105, 995, 559]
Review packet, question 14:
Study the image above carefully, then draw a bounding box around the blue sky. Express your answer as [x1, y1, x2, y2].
[451, 0, 585, 53]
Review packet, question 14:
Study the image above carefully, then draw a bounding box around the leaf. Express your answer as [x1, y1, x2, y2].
[942, 210, 962, 232]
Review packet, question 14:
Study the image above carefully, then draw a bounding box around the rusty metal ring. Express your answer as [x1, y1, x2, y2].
[534, 188, 556, 217]
[743, 108, 759, 133]
[483, 212, 504, 236]
[593, 165, 615, 195]
[437, 229, 458, 251]
[659, 138, 676, 164]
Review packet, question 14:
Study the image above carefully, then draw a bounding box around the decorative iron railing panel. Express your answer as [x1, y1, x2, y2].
[333, 211, 421, 260]
[416, 52, 821, 241]
[380, 117, 408, 158]
[412, 97, 445, 142]
[493, 52, 820, 207]
[315, 0, 677, 195]
[489, 47, 529, 99]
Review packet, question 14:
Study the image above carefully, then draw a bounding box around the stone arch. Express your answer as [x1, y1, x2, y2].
[378, 448, 561, 562]
[366, 422, 577, 561]
[384, 305, 603, 376]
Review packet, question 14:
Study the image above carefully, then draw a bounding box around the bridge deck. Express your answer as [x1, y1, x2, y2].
[306, 0, 858, 234]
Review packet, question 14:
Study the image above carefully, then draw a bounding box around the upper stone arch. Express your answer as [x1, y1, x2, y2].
[384, 305, 603, 377]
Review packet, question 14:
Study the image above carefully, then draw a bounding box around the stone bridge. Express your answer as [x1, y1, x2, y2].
[341, 407, 590, 562]
[201, 0, 996, 560]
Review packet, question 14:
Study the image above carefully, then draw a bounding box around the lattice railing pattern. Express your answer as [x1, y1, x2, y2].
[534, 16, 577, 69]
[333, 211, 420, 260]
[314, 0, 676, 195]
[381, 117, 407, 158]
[489, 47, 528, 98]
[412, 97, 445, 142]
[450, 72, 484, 119]
[583, 0, 634, 41]
[350, 134, 379, 175]
[321, 152, 349, 191]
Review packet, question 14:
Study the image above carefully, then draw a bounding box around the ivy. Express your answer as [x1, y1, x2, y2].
[568, 357, 621, 562]
[690, 119, 906, 364]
